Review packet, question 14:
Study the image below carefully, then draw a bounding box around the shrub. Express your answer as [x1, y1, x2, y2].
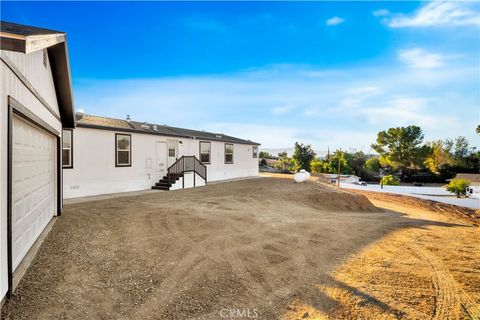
[260, 158, 267, 166]
[274, 157, 296, 173]
[446, 178, 470, 198]
[380, 174, 400, 186]
[310, 159, 323, 173]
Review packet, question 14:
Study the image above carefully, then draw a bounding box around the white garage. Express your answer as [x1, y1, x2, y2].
[1, 21, 75, 304]
[11, 115, 57, 271]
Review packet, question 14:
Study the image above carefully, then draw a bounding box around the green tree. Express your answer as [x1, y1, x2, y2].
[323, 150, 352, 174]
[446, 178, 470, 197]
[371, 126, 425, 170]
[275, 156, 296, 173]
[453, 136, 469, 161]
[278, 151, 288, 158]
[424, 140, 453, 173]
[310, 159, 323, 173]
[365, 157, 381, 172]
[259, 151, 271, 159]
[380, 174, 400, 186]
[346, 151, 367, 173]
[476, 125, 480, 135]
[292, 142, 316, 171]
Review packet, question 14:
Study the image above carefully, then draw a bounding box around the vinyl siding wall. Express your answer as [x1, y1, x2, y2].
[63, 127, 259, 199]
[1, 49, 62, 302]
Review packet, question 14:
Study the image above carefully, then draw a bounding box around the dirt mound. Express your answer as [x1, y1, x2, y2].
[256, 174, 378, 212]
[298, 187, 378, 212]
[349, 189, 480, 226]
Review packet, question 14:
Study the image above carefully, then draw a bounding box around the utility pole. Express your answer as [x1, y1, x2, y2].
[337, 149, 341, 187]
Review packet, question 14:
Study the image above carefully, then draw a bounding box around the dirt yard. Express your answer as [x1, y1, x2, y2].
[2, 176, 479, 319]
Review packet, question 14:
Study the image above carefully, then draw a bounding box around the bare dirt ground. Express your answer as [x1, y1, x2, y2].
[2, 175, 479, 319]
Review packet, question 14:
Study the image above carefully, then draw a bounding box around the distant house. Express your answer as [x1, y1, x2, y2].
[1, 21, 75, 302]
[63, 113, 260, 198]
[454, 173, 480, 186]
[324, 174, 361, 184]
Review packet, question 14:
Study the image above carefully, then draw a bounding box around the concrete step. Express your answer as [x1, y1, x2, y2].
[152, 185, 170, 190]
[155, 182, 171, 187]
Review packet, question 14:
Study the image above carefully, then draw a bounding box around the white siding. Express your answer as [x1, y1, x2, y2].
[194, 141, 258, 181]
[1, 50, 61, 301]
[2, 50, 60, 117]
[63, 127, 259, 198]
[170, 172, 206, 190]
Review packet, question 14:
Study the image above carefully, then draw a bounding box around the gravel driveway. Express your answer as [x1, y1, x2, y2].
[1, 176, 456, 319]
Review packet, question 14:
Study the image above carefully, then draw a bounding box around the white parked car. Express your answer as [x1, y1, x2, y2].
[466, 186, 480, 199]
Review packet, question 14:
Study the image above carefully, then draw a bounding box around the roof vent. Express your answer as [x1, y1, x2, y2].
[126, 115, 131, 121]
[152, 125, 158, 131]
[141, 122, 150, 129]
[216, 134, 223, 139]
[43, 49, 47, 68]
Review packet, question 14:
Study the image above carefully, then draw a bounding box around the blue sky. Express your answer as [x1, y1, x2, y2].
[2, 1, 479, 152]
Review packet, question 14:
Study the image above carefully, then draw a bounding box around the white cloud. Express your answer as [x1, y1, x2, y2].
[347, 86, 382, 96]
[398, 48, 445, 69]
[387, 2, 480, 28]
[372, 9, 390, 17]
[354, 97, 458, 129]
[326, 16, 345, 26]
[335, 86, 383, 110]
[74, 59, 477, 150]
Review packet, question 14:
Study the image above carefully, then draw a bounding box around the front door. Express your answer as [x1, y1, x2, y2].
[167, 140, 178, 167]
[155, 142, 167, 174]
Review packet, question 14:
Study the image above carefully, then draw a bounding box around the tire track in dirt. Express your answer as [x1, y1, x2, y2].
[408, 243, 480, 320]
[167, 211, 293, 309]
[408, 244, 459, 319]
[166, 214, 224, 265]
[224, 234, 266, 298]
[225, 217, 316, 308]
[224, 223, 308, 303]
[132, 252, 208, 319]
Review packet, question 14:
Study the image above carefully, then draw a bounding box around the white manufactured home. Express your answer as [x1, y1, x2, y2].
[0, 22, 75, 302]
[63, 113, 260, 198]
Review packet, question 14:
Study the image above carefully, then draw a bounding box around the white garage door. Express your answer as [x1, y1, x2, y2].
[12, 115, 56, 271]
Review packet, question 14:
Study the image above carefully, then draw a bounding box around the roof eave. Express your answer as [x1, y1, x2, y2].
[48, 40, 75, 128]
[76, 123, 260, 145]
[0, 32, 65, 54]
[1, 32, 75, 128]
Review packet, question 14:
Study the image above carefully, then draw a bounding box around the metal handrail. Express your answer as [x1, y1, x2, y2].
[167, 155, 207, 186]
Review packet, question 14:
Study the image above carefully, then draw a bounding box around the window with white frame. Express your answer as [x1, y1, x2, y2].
[116, 133, 131, 167]
[225, 143, 234, 164]
[199, 141, 211, 163]
[252, 146, 258, 158]
[62, 129, 73, 168]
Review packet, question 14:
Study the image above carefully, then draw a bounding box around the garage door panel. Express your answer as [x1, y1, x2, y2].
[12, 115, 56, 271]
